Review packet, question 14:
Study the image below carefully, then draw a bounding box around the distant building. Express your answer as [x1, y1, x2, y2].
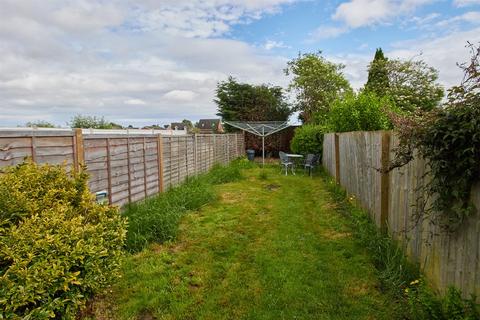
[169, 122, 187, 131]
[142, 125, 165, 130]
[196, 119, 224, 134]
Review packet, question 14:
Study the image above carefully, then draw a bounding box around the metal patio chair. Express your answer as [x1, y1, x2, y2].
[279, 151, 294, 176]
[304, 154, 319, 176]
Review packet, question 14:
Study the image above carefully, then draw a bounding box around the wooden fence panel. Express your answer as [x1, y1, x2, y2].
[0, 129, 244, 207]
[228, 134, 237, 162]
[0, 131, 76, 168]
[323, 130, 480, 299]
[335, 131, 383, 225]
[322, 133, 336, 179]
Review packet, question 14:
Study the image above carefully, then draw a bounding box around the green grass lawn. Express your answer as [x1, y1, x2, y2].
[89, 166, 399, 320]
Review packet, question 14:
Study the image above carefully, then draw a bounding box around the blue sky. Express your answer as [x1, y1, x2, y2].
[0, 0, 479, 127]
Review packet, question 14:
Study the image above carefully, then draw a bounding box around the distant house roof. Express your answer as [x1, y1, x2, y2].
[197, 119, 221, 129]
[170, 122, 187, 130]
[142, 125, 165, 130]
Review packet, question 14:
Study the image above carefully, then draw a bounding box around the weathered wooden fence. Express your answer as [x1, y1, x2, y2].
[323, 131, 480, 298]
[0, 128, 244, 207]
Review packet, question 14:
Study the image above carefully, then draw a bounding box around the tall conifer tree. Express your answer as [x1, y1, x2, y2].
[365, 48, 389, 97]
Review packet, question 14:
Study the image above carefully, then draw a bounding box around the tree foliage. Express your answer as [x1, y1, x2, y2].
[284, 52, 352, 124]
[215, 77, 292, 125]
[390, 43, 480, 231]
[69, 115, 123, 129]
[25, 121, 56, 128]
[385, 59, 444, 112]
[365, 48, 389, 97]
[181, 119, 194, 130]
[326, 91, 396, 133]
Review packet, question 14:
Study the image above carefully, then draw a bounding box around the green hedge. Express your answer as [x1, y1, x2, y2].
[0, 162, 127, 319]
[290, 124, 324, 156]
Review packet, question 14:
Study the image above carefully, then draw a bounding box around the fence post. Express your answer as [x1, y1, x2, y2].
[194, 134, 198, 174]
[106, 138, 113, 204]
[73, 128, 84, 171]
[334, 133, 341, 184]
[126, 136, 132, 203]
[170, 136, 174, 186]
[235, 133, 238, 157]
[213, 134, 216, 164]
[380, 131, 391, 231]
[224, 134, 228, 164]
[142, 137, 148, 198]
[226, 134, 230, 163]
[157, 135, 164, 193]
[185, 136, 188, 178]
[30, 131, 37, 163]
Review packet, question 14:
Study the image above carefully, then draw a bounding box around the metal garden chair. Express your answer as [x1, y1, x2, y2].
[304, 154, 319, 176]
[279, 151, 294, 176]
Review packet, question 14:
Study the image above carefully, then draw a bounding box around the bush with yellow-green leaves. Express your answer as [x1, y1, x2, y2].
[0, 162, 127, 319]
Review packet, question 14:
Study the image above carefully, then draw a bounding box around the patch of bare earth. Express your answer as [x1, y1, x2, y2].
[322, 229, 352, 240]
[265, 184, 280, 191]
[138, 310, 157, 320]
[220, 191, 243, 203]
[77, 295, 116, 320]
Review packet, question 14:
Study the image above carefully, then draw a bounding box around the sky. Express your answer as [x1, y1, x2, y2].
[1, 0, 479, 127]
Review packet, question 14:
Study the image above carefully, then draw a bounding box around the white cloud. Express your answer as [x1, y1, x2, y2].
[163, 90, 198, 102]
[309, 25, 349, 40]
[408, 12, 441, 28]
[334, 27, 480, 91]
[327, 27, 480, 89]
[124, 99, 146, 105]
[0, 0, 294, 127]
[333, 0, 392, 28]
[264, 40, 287, 50]
[1, 0, 477, 128]
[389, 27, 480, 87]
[134, 0, 296, 38]
[436, 11, 480, 27]
[453, 0, 480, 7]
[333, 0, 436, 28]
[327, 54, 371, 89]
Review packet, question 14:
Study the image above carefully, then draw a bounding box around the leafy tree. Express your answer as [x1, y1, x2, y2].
[385, 59, 444, 112]
[181, 119, 194, 130]
[284, 52, 352, 124]
[326, 92, 396, 133]
[215, 77, 292, 125]
[69, 115, 123, 129]
[25, 121, 56, 128]
[365, 48, 389, 97]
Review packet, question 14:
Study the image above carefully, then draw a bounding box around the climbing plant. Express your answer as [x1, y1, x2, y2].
[390, 43, 480, 231]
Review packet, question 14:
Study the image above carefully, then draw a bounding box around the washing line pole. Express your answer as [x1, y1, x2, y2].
[262, 126, 265, 167]
[222, 122, 290, 168]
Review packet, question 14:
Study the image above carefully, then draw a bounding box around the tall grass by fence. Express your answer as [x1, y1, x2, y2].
[0, 128, 244, 206]
[323, 131, 480, 299]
